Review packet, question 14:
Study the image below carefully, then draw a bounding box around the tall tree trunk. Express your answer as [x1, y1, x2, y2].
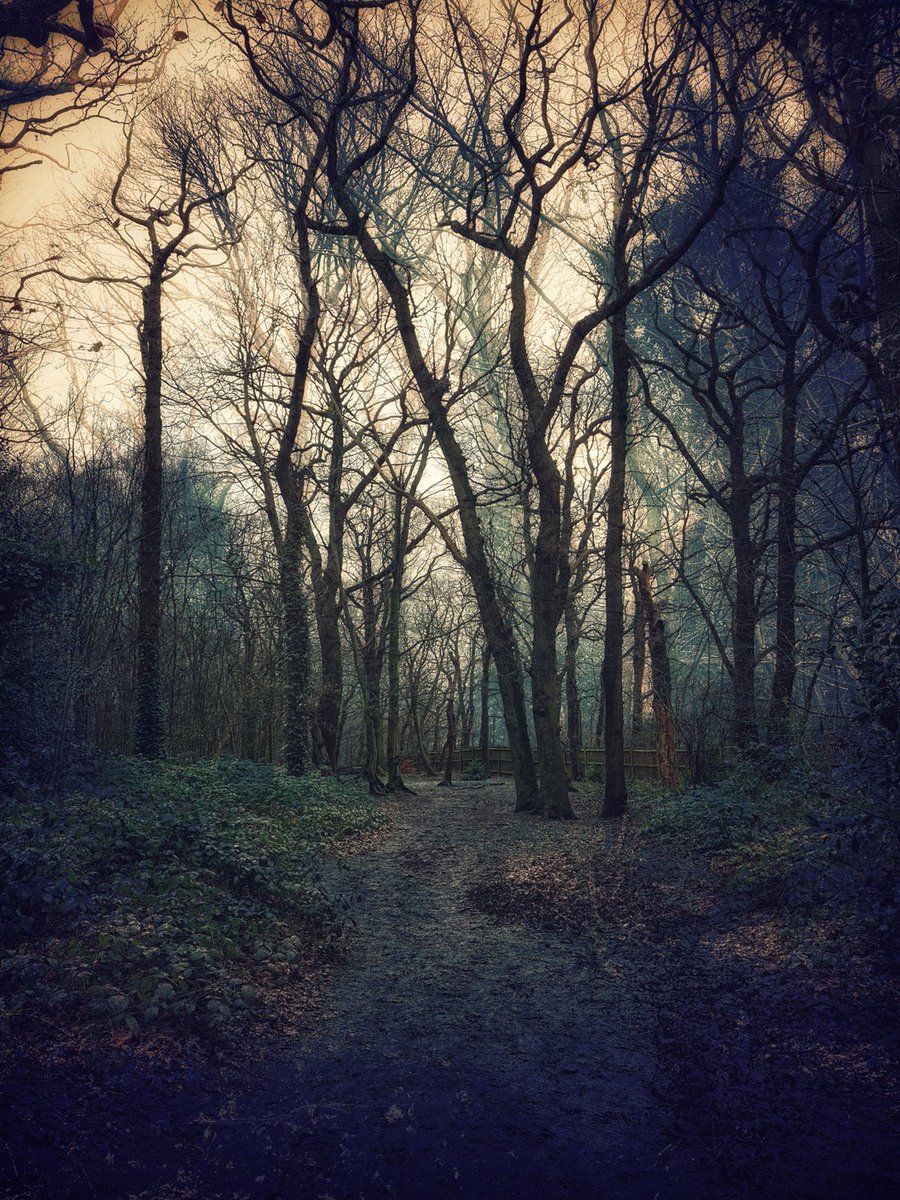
[278, 510, 312, 774]
[478, 644, 491, 760]
[511, 251, 574, 818]
[272, 210, 320, 775]
[564, 599, 583, 781]
[135, 269, 165, 759]
[439, 671, 457, 787]
[769, 367, 799, 739]
[527, 438, 575, 817]
[600, 305, 630, 816]
[635, 561, 680, 790]
[386, 489, 412, 793]
[314, 582, 343, 770]
[631, 566, 646, 736]
[729, 483, 759, 746]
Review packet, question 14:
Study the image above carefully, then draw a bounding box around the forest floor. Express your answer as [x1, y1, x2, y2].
[1, 778, 897, 1200]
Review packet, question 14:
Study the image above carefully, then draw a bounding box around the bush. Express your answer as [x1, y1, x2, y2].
[633, 756, 811, 855]
[0, 758, 383, 1042]
[461, 758, 489, 781]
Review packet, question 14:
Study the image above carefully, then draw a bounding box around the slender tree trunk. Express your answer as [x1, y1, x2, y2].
[528, 444, 575, 817]
[439, 674, 457, 787]
[135, 269, 166, 759]
[635, 562, 680, 790]
[564, 600, 583, 781]
[769, 370, 799, 738]
[631, 566, 647, 736]
[730, 484, 759, 746]
[478, 644, 490, 760]
[601, 306, 629, 816]
[386, 491, 413, 793]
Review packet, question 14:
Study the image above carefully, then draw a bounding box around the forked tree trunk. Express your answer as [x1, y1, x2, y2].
[135, 268, 166, 759]
[635, 561, 680, 790]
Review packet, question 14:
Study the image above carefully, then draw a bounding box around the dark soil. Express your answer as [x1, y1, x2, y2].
[2, 780, 897, 1199]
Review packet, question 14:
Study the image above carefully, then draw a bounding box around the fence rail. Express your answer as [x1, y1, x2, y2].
[401, 745, 688, 781]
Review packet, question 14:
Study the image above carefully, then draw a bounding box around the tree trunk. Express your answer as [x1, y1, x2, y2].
[134, 269, 166, 759]
[478, 644, 490, 760]
[386, 489, 414, 793]
[272, 209, 320, 775]
[600, 305, 629, 816]
[439, 677, 457, 787]
[635, 561, 680, 790]
[510, 248, 574, 818]
[278, 509, 313, 774]
[768, 367, 798, 739]
[564, 599, 583, 781]
[729, 482, 759, 747]
[631, 566, 647, 736]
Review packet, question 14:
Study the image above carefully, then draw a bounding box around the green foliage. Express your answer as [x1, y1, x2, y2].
[0, 758, 383, 1041]
[634, 752, 899, 973]
[633, 757, 812, 856]
[461, 758, 489, 781]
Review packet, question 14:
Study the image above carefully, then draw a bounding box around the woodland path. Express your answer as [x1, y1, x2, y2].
[2, 780, 897, 1199]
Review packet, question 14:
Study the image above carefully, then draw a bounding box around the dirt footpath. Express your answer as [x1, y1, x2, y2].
[2, 780, 897, 1199]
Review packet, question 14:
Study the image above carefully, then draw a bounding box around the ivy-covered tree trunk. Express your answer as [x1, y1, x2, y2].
[272, 209, 320, 776]
[279, 512, 312, 775]
[134, 268, 166, 759]
[631, 566, 647, 736]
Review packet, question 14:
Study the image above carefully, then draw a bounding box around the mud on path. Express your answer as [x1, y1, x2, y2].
[2, 780, 897, 1199]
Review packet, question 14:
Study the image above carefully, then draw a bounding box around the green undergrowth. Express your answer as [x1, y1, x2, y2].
[0, 757, 384, 1045]
[632, 758, 899, 973]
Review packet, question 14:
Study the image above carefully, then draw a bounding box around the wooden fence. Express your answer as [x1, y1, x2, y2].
[403, 744, 689, 781]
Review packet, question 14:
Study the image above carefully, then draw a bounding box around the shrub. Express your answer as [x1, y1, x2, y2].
[0, 758, 383, 1042]
[461, 758, 489, 781]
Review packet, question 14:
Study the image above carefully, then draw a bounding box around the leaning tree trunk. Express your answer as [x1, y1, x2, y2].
[635, 561, 680, 790]
[332, 185, 539, 812]
[135, 268, 166, 759]
[600, 305, 630, 817]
